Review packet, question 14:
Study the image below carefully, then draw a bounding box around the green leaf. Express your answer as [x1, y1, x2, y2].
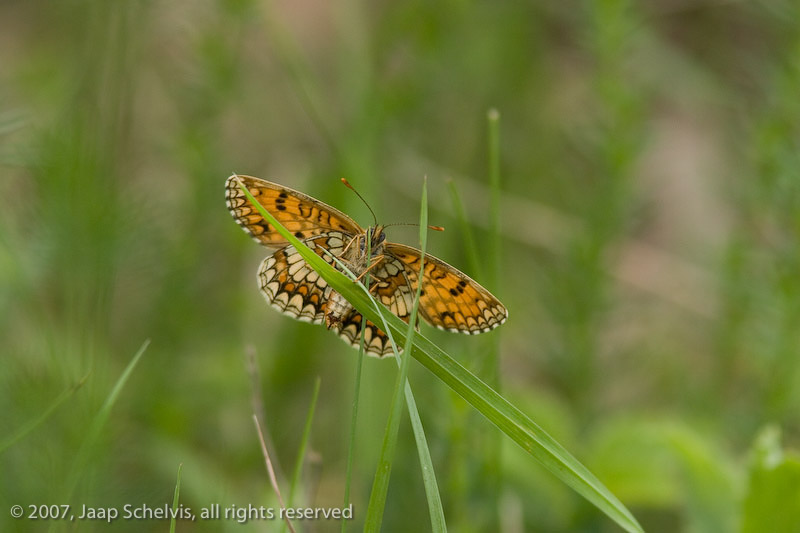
[742, 426, 800, 533]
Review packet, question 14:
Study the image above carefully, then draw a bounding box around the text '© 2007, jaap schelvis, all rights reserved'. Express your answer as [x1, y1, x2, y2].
[12, 503, 354, 524]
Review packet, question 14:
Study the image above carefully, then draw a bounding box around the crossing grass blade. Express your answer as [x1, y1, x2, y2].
[364, 178, 445, 532]
[286, 376, 321, 532]
[169, 463, 183, 533]
[61, 340, 150, 503]
[0, 373, 88, 454]
[398, 180, 447, 532]
[446, 179, 483, 281]
[341, 323, 366, 533]
[234, 176, 643, 533]
[402, 382, 446, 531]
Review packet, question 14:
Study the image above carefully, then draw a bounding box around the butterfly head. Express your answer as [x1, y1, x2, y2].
[361, 225, 386, 257]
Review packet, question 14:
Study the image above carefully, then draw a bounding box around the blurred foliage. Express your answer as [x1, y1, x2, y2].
[2, 0, 800, 531]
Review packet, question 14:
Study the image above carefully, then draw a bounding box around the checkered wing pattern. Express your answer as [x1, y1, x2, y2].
[227, 174, 508, 359]
[226, 175, 361, 248]
[386, 244, 508, 334]
[257, 233, 346, 324]
[335, 255, 417, 357]
[336, 312, 395, 357]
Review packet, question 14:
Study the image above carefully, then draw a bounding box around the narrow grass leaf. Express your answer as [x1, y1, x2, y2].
[403, 382, 446, 531]
[323, 224, 446, 532]
[169, 463, 183, 533]
[487, 108, 502, 291]
[0, 373, 88, 454]
[398, 180, 446, 531]
[285, 376, 321, 533]
[365, 179, 440, 531]
[483, 108, 504, 491]
[342, 346, 364, 533]
[315, 197, 445, 531]
[62, 339, 149, 502]
[446, 179, 483, 281]
[253, 415, 296, 533]
[342, 224, 372, 533]
[234, 177, 642, 533]
[259, 3, 339, 158]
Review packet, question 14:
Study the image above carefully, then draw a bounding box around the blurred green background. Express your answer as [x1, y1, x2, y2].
[2, 0, 800, 531]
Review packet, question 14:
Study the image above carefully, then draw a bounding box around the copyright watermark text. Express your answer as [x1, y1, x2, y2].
[9, 503, 354, 524]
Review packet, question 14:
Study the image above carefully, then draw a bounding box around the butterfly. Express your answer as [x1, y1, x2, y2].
[225, 174, 507, 357]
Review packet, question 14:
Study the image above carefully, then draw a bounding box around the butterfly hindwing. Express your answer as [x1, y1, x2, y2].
[330, 255, 418, 357]
[257, 232, 349, 323]
[369, 255, 416, 324]
[336, 310, 404, 358]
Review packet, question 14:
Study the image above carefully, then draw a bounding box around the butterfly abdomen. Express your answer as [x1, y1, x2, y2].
[325, 291, 351, 330]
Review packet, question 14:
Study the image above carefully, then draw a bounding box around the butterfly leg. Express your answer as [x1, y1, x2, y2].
[340, 234, 359, 257]
[354, 255, 385, 283]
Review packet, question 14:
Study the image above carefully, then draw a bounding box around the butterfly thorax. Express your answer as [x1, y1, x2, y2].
[325, 226, 387, 330]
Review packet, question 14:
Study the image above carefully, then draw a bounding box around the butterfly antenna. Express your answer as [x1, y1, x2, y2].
[341, 178, 378, 226]
[384, 222, 445, 232]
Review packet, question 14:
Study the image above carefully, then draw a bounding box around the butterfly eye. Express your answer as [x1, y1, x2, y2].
[377, 232, 386, 244]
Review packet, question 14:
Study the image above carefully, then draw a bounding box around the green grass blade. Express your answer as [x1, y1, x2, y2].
[399, 180, 446, 532]
[329, 234, 447, 532]
[341, 343, 365, 533]
[483, 108, 504, 499]
[0, 373, 88, 454]
[62, 339, 150, 502]
[404, 179, 446, 532]
[487, 108, 501, 291]
[482, 107, 504, 389]
[446, 179, 483, 281]
[407, 337, 642, 533]
[403, 382, 446, 531]
[286, 376, 321, 533]
[169, 463, 183, 533]
[364, 179, 439, 531]
[234, 177, 642, 533]
[341, 212, 372, 533]
[259, 3, 338, 159]
[316, 187, 446, 530]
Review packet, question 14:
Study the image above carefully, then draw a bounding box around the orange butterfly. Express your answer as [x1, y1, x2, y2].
[226, 174, 507, 357]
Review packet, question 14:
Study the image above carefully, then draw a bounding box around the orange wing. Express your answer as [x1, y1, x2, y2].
[225, 174, 362, 247]
[386, 243, 507, 334]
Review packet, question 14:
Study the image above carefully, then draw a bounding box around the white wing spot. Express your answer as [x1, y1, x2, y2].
[287, 293, 304, 314]
[288, 260, 305, 277]
[265, 282, 280, 297]
[274, 291, 289, 306]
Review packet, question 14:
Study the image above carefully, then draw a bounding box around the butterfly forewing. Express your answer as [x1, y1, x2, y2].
[226, 175, 361, 247]
[386, 243, 508, 334]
